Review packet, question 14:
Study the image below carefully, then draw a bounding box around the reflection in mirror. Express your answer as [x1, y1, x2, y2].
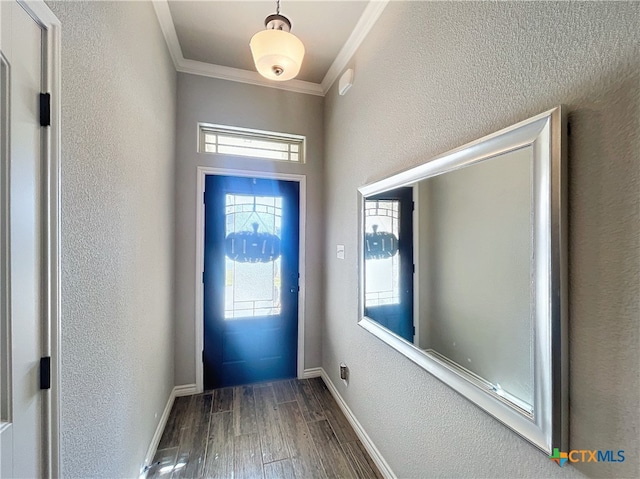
[364, 148, 534, 412]
[364, 188, 413, 342]
[414, 147, 534, 413]
[358, 107, 567, 455]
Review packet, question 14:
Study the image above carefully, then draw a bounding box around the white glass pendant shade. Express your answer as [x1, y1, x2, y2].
[250, 29, 305, 81]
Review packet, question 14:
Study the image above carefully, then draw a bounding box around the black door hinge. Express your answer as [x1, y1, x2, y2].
[40, 356, 51, 390]
[39, 93, 51, 127]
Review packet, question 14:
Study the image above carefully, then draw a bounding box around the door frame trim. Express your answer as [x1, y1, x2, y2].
[16, 1, 61, 477]
[194, 167, 307, 393]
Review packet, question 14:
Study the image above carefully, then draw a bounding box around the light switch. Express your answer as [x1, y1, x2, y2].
[336, 244, 345, 259]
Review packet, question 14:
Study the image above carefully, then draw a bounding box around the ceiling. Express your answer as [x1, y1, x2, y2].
[153, 1, 389, 96]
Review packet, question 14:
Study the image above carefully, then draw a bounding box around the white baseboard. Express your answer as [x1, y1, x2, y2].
[174, 383, 197, 397]
[302, 367, 323, 379]
[140, 383, 197, 477]
[319, 368, 396, 479]
[140, 387, 176, 477]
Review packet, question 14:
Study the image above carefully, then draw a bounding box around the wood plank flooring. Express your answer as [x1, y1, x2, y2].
[147, 378, 382, 479]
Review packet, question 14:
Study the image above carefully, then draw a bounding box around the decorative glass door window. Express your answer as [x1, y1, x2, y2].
[224, 194, 283, 319]
[364, 200, 400, 307]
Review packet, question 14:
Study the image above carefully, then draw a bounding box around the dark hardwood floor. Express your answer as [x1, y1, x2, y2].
[146, 377, 383, 479]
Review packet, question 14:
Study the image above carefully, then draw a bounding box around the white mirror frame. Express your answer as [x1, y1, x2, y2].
[358, 107, 567, 455]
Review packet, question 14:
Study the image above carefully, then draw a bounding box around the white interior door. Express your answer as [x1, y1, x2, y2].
[0, 1, 45, 477]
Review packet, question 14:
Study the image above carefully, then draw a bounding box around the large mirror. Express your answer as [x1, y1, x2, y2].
[358, 107, 567, 455]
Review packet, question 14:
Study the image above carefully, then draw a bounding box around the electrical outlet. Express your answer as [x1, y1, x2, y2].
[340, 363, 348, 381]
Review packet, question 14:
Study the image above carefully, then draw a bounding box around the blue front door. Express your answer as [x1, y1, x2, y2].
[203, 175, 300, 389]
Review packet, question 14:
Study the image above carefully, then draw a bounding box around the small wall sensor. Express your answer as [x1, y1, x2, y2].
[338, 69, 354, 96]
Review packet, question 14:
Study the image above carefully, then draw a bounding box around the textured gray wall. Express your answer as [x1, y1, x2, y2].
[48, 1, 176, 477]
[323, 2, 638, 478]
[174, 73, 324, 386]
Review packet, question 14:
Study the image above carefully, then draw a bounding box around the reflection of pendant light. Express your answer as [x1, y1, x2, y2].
[224, 196, 281, 263]
[250, 0, 305, 82]
[365, 225, 399, 260]
[225, 223, 281, 263]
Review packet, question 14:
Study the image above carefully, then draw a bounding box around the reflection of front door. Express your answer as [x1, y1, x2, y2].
[364, 187, 414, 341]
[203, 175, 299, 389]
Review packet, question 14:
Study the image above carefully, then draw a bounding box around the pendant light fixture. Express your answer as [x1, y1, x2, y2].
[250, 0, 305, 82]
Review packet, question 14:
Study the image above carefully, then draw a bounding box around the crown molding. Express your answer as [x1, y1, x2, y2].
[320, 0, 390, 94]
[152, 0, 184, 67]
[178, 59, 324, 96]
[152, 0, 389, 97]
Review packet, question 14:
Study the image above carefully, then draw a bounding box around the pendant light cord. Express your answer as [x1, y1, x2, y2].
[276, 0, 280, 15]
